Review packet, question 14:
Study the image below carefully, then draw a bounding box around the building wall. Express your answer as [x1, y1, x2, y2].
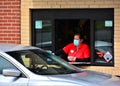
[21, 0, 120, 75]
[0, 0, 119, 75]
[1, 0, 120, 76]
[0, 0, 21, 44]
[0, 0, 120, 76]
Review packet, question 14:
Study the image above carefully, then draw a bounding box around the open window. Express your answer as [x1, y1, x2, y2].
[55, 19, 91, 65]
[31, 9, 114, 66]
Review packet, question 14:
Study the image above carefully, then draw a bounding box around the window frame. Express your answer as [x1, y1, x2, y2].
[91, 19, 114, 66]
[31, 9, 114, 66]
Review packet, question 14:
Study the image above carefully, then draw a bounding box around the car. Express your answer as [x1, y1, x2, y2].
[0, 43, 120, 86]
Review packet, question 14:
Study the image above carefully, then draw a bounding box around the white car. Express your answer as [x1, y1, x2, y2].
[0, 43, 120, 86]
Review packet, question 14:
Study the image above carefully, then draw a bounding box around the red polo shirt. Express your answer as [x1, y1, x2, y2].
[63, 43, 90, 60]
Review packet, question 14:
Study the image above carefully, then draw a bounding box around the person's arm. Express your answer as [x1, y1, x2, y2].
[54, 49, 66, 56]
[83, 58, 90, 61]
[76, 58, 90, 62]
[55, 43, 72, 56]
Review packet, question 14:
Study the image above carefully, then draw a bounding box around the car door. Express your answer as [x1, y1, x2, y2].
[0, 55, 29, 86]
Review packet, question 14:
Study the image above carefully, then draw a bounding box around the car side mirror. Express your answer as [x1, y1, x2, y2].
[2, 69, 21, 77]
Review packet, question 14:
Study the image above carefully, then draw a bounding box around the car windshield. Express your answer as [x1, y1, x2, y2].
[7, 49, 81, 75]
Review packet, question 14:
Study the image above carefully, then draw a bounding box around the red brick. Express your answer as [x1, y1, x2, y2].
[0, 6, 7, 8]
[0, 2, 3, 5]
[8, 34, 15, 36]
[8, 27, 16, 29]
[4, 16, 12, 19]
[4, 2, 11, 5]
[7, 6, 20, 9]
[3, 23, 11, 26]
[0, 27, 7, 29]
[0, 34, 7, 36]
[12, 16, 20, 19]
[12, 38, 20, 40]
[0, 12, 7, 16]
[0, 41, 7, 43]
[4, 38, 12, 40]
[11, 1, 20, 5]
[12, 24, 20, 26]
[4, 10, 11, 12]
[4, 30, 11, 33]
[0, 38, 3, 40]
[7, 0, 15, 1]
[11, 31, 20, 33]
[15, 34, 20, 37]
[8, 19, 15, 22]
[8, 41, 20, 44]
[0, 10, 3, 12]
[12, 10, 20, 13]
[0, 20, 7, 22]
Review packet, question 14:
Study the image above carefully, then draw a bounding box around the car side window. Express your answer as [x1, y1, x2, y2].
[0, 56, 17, 74]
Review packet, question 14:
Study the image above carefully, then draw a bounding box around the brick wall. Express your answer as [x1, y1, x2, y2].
[0, 0, 21, 44]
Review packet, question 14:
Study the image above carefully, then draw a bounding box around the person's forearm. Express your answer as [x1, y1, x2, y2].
[76, 58, 90, 62]
[83, 58, 90, 62]
[55, 49, 65, 56]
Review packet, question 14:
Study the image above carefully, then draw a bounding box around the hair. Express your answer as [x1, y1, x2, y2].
[74, 33, 84, 40]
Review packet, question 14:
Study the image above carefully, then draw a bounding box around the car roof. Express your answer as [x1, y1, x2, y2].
[95, 41, 112, 47]
[0, 43, 38, 52]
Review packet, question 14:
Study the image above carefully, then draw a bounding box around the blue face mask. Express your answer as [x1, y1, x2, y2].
[73, 39, 79, 46]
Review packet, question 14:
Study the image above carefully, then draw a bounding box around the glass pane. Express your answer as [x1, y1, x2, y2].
[35, 20, 52, 51]
[94, 20, 113, 65]
[0, 56, 17, 74]
[7, 50, 82, 75]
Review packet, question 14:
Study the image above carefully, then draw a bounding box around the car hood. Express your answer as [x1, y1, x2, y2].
[48, 70, 120, 86]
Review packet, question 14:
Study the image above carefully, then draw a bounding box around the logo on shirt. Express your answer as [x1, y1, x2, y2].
[70, 50, 74, 53]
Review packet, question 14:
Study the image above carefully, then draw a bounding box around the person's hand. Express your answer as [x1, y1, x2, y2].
[52, 53, 55, 55]
[67, 56, 76, 62]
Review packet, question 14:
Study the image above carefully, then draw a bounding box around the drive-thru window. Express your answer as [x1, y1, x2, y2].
[31, 9, 114, 66]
